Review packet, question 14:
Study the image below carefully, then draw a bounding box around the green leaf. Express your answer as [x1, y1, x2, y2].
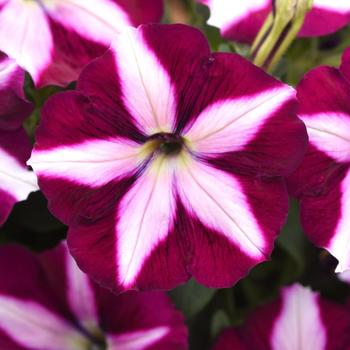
[276, 199, 306, 276]
[169, 279, 216, 319]
[211, 310, 231, 338]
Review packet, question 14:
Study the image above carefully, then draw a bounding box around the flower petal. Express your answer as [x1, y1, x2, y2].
[98, 291, 188, 350]
[28, 136, 141, 187]
[299, 112, 350, 163]
[0, 129, 37, 225]
[0, 54, 33, 130]
[213, 284, 350, 350]
[0, 296, 89, 350]
[109, 26, 177, 134]
[289, 62, 350, 272]
[177, 157, 266, 259]
[212, 329, 248, 350]
[0, 1, 53, 86]
[184, 86, 294, 155]
[116, 156, 176, 288]
[271, 285, 326, 350]
[45, 0, 132, 46]
[64, 247, 99, 334]
[299, 0, 350, 37]
[107, 327, 169, 350]
[199, 0, 270, 43]
[140, 24, 212, 131]
[29, 91, 143, 223]
[175, 157, 287, 287]
[164, 50, 305, 177]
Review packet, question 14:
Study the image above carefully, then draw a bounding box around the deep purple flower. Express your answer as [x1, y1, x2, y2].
[288, 48, 350, 273]
[0, 242, 187, 349]
[29, 24, 307, 293]
[0, 54, 37, 226]
[0, 0, 163, 87]
[212, 284, 350, 350]
[198, 0, 350, 44]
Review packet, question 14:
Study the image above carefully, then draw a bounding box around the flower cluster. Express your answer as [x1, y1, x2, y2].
[0, 0, 350, 349]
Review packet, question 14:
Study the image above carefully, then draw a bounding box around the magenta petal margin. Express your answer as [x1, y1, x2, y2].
[0, 54, 37, 226]
[288, 48, 350, 273]
[0, 0, 163, 87]
[0, 243, 187, 350]
[29, 24, 307, 293]
[212, 284, 350, 350]
[198, 0, 350, 44]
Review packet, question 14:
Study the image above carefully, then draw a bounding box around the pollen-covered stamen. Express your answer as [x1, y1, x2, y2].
[148, 132, 184, 156]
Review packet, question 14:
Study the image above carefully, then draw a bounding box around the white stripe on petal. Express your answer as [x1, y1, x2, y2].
[111, 27, 177, 135]
[184, 87, 294, 155]
[329, 168, 350, 273]
[0, 56, 20, 88]
[117, 156, 176, 286]
[107, 327, 169, 350]
[176, 156, 266, 258]
[0, 295, 89, 350]
[204, 0, 270, 32]
[338, 270, 350, 284]
[28, 138, 141, 187]
[0, 0, 53, 84]
[0, 148, 38, 201]
[313, 0, 350, 13]
[44, 0, 132, 46]
[271, 285, 326, 350]
[65, 245, 99, 335]
[300, 112, 350, 163]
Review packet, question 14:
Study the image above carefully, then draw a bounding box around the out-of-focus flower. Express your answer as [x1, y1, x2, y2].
[212, 284, 350, 350]
[288, 48, 350, 273]
[0, 242, 188, 349]
[0, 0, 163, 88]
[29, 24, 307, 293]
[199, 0, 350, 44]
[0, 54, 37, 226]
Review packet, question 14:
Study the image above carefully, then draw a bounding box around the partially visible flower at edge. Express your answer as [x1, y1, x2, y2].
[28, 23, 307, 293]
[0, 53, 37, 226]
[288, 47, 350, 273]
[212, 284, 350, 350]
[0, 0, 164, 88]
[0, 242, 187, 349]
[198, 0, 350, 44]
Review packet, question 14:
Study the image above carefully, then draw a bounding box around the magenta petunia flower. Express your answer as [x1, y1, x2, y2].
[212, 284, 350, 350]
[288, 48, 350, 273]
[0, 242, 188, 349]
[28, 24, 307, 293]
[0, 54, 37, 226]
[198, 0, 350, 44]
[0, 0, 163, 88]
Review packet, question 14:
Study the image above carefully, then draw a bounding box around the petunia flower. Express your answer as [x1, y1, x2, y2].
[288, 48, 350, 273]
[212, 284, 350, 350]
[198, 0, 350, 44]
[0, 0, 163, 88]
[0, 54, 37, 226]
[0, 242, 188, 350]
[28, 24, 307, 293]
